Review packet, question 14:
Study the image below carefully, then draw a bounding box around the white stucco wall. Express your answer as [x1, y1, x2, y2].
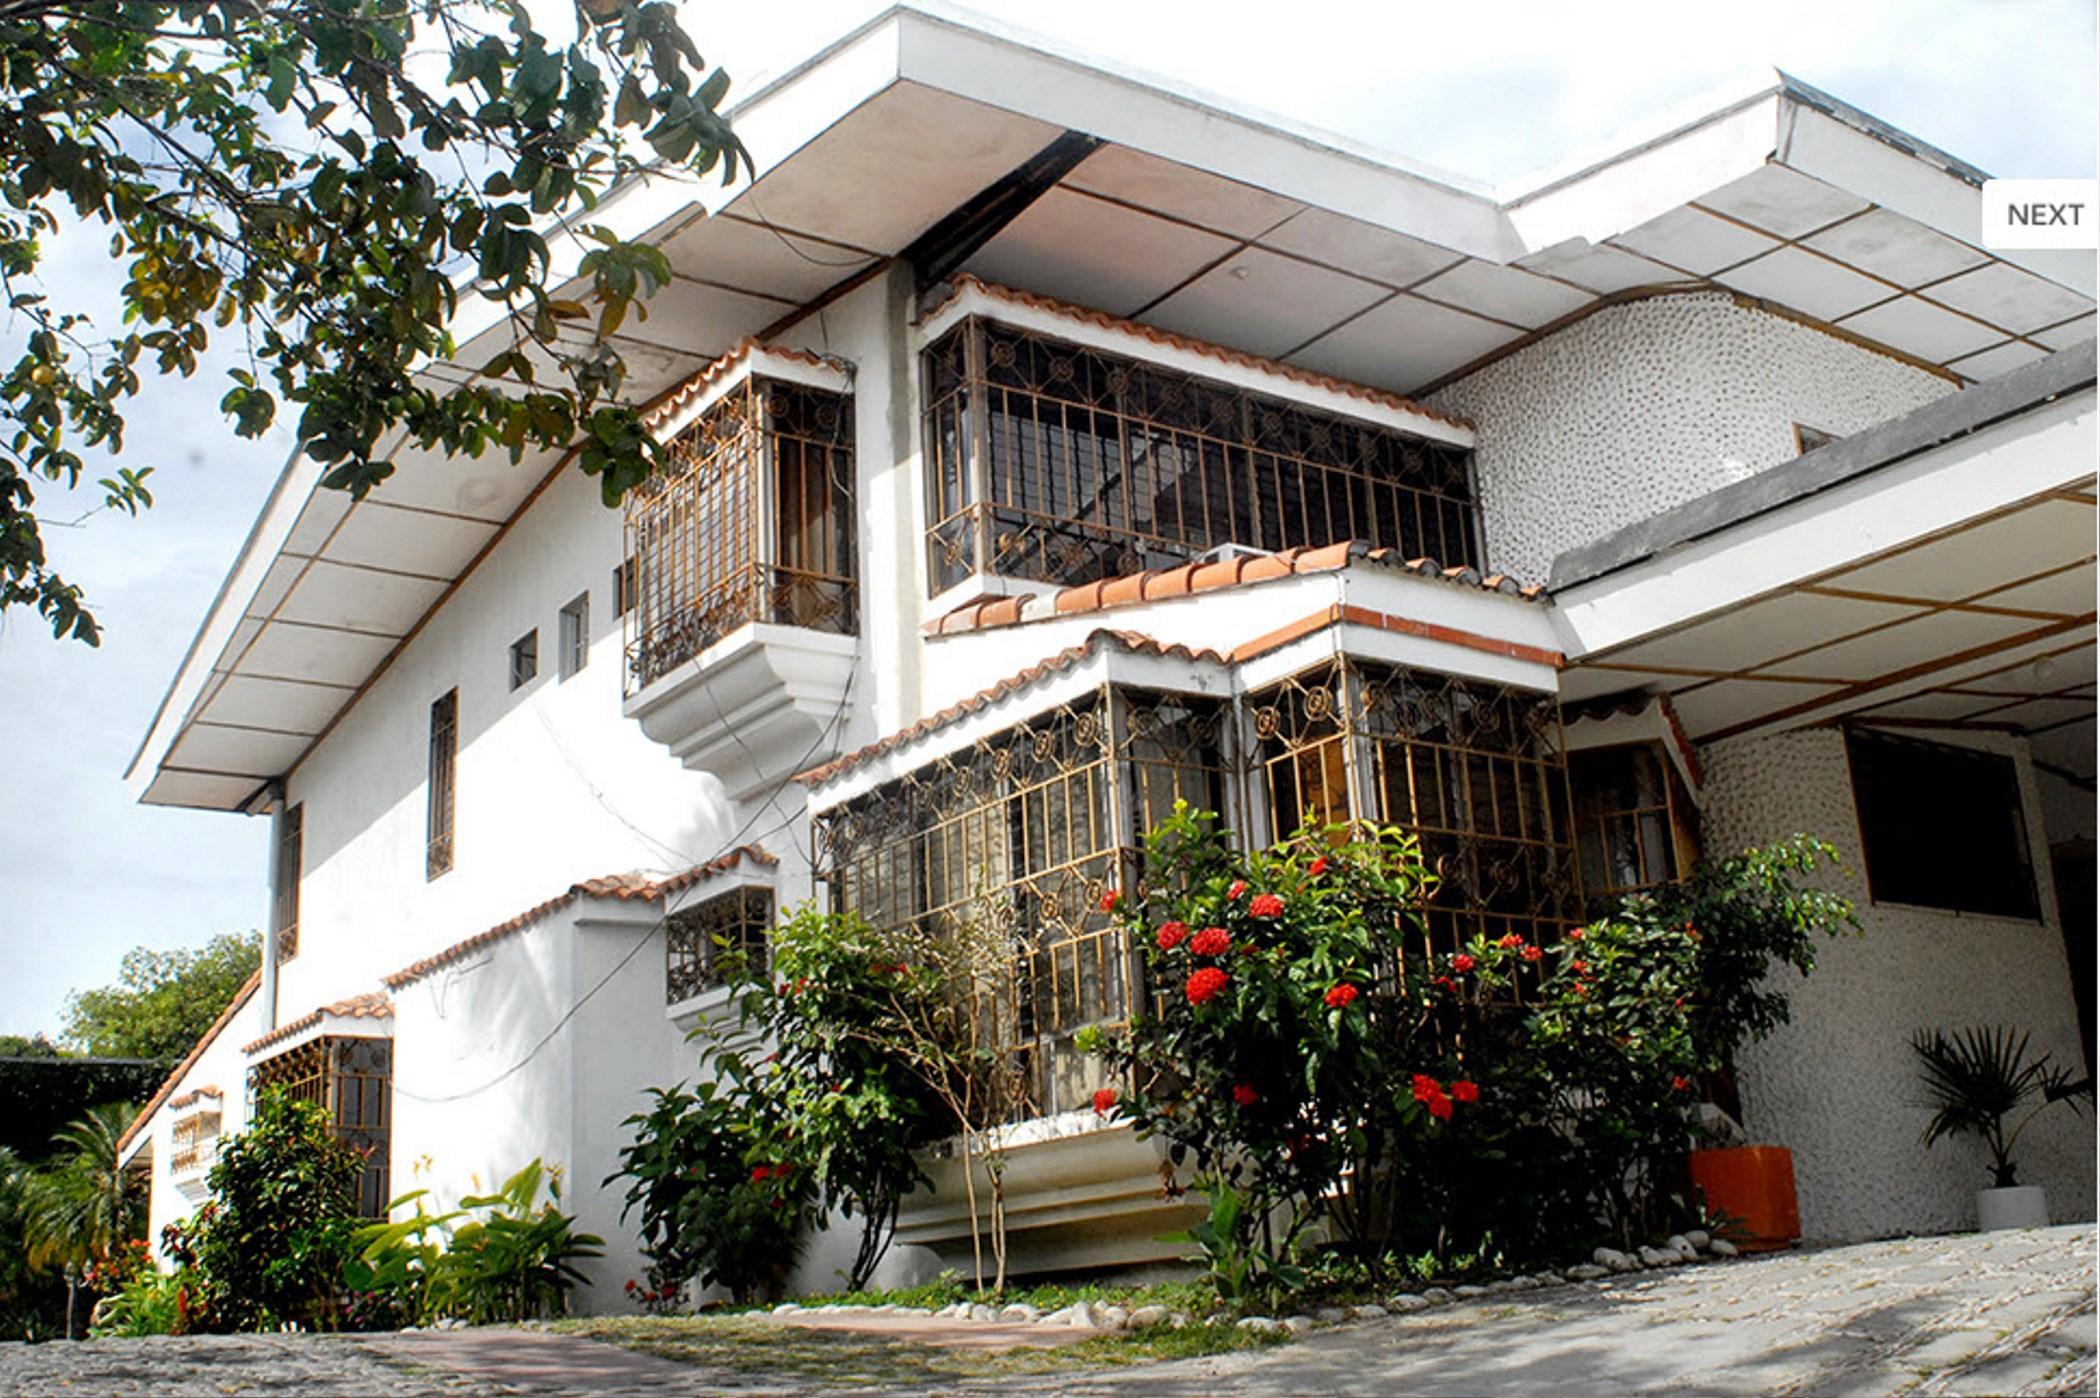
[137, 993, 266, 1260]
[1699, 725, 2094, 1242]
[1427, 292, 1957, 583]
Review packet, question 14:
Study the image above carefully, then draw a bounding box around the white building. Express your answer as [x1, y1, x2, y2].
[119, 4, 2095, 1305]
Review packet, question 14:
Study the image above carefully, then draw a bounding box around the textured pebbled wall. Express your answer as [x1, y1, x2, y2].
[1699, 727, 2094, 1242]
[1427, 292, 1955, 583]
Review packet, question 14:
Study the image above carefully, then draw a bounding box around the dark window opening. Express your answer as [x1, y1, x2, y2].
[273, 804, 303, 962]
[1847, 728, 2037, 919]
[427, 690, 457, 880]
[508, 630, 538, 690]
[1570, 743, 1701, 903]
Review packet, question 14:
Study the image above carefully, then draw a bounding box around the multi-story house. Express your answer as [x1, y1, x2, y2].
[118, 5, 2095, 1304]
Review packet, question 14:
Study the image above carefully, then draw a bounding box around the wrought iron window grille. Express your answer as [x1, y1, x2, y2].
[624, 375, 857, 694]
[248, 1036, 393, 1218]
[921, 316, 1482, 596]
[666, 885, 777, 1004]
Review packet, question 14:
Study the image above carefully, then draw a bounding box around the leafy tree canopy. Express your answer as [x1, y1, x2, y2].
[60, 930, 260, 1059]
[2, 0, 749, 642]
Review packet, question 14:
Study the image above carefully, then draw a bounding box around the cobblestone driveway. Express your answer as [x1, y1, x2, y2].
[1, 1225, 2090, 1395]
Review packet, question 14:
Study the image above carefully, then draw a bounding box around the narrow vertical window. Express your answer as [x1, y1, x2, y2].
[508, 630, 538, 691]
[559, 593, 590, 679]
[427, 689, 457, 879]
[273, 803, 303, 962]
[613, 556, 636, 617]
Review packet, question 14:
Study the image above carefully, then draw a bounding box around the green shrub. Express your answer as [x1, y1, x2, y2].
[188, 1090, 363, 1331]
[346, 1159, 602, 1324]
[611, 1079, 807, 1305]
[88, 1265, 200, 1337]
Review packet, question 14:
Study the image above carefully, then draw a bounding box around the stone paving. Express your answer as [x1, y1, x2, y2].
[0, 1224, 2090, 1395]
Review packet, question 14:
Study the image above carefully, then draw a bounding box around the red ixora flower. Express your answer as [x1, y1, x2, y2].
[1186, 966, 1230, 1004]
[1324, 983, 1360, 1009]
[1307, 856, 1329, 877]
[1672, 1076, 1693, 1093]
[1522, 945, 1543, 963]
[1571, 960, 1591, 975]
[1452, 953, 1476, 974]
[1433, 975, 1458, 995]
[1412, 1074, 1453, 1121]
[1567, 928, 1585, 942]
[750, 1164, 774, 1182]
[1497, 933, 1525, 949]
[1452, 1080, 1479, 1104]
[1190, 926, 1232, 957]
[1155, 921, 1190, 951]
[1100, 889, 1121, 912]
[1231, 1083, 1259, 1107]
[1248, 892, 1285, 919]
[1092, 1087, 1118, 1116]
[1227, 879, 1248, 900]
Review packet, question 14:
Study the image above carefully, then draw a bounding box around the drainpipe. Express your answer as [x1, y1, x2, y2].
[258, 780, 285, 1032]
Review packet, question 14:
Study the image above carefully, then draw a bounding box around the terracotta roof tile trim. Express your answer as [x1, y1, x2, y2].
[926, 541, 1546, 638]
[641, 338, 848, 432]
[381, 845, 777, 991]
[926, 276, 1474, 434]
[797, 631, 1228, 789]
[243, 992, 393, 1057]
[117, 970, 260, 1155]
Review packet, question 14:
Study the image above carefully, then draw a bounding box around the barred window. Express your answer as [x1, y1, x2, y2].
[666, 886, 775, 1004]
[922, 316, 1479, 595]
[273, 803, 303, 963]
[427, 690, 456, 880]
[818, 687, 1230, 1121]
[1249, 661, 1579, 971]
[170, 1105, 222, 1178]
[624, 376, 856, 692]
[249, 1037, 393, 1218]
[1569, 744, 1700, 902]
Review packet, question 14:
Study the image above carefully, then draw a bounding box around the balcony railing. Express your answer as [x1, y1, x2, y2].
[625, 375, 856, 694]
[922, 316, 1481, 594]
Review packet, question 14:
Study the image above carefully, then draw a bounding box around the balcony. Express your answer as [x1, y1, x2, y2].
[921, 311, 1481, 599]
[622, 350, 859, 798]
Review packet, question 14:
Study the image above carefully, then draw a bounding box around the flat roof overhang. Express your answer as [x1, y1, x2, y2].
[128, 2, 2098, 811]
[1552, 342, 2097, 777]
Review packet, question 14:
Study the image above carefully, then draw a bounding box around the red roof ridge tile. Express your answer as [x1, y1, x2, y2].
[798, 630, 1227, 789]
[117, 970, 260, 1155]
[925, 276, 1474, 434]
[640, 338, 848, 432]
[380, 845, 777, 991]
[243, 992, 393, 1057]
[921, 542, 1545, 638]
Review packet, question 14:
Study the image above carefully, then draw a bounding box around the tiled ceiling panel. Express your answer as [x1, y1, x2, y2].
[1257, 208, 1462, 288]
[966, 187, 1237, 317]
[1713, 247, 1893, 321]
[1611, 206, 1781, 275]
[1800, 207, 1989, 288]
[1143, 248, 1387, 358]
[1514, 240, 1683, 295]
[200, 674, 352, 734]
[1287, 292, 1517, 393]
[1408, 259, 1591, 328]
[1924, 262, 2097, 335]
[1698, 165, 1871, 239]
[1836, 296, 2004, 363]
[1062, 145, 1303, 238]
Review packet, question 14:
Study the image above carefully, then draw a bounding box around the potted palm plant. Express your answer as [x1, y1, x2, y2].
[1911, 1025, 2089, 1231]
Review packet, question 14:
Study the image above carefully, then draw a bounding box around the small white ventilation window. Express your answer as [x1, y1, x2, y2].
[509, 630, 538, 690]
[559, 594, 590, 680]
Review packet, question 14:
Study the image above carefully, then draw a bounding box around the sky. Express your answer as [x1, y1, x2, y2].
[1, 0, 2094, 1038]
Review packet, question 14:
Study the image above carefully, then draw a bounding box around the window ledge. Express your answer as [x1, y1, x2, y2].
[623, 622, 858, 800]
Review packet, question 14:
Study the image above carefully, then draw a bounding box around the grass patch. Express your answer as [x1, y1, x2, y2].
[549, 1313, 1285, 1385]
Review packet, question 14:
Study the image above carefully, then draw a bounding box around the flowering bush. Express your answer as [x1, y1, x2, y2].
[1086, 802, 1860, 1287]
[1081, 804, 1444, 1289]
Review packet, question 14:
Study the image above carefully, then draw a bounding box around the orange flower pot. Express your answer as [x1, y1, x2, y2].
[1689, 1145, 1800, 1252]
